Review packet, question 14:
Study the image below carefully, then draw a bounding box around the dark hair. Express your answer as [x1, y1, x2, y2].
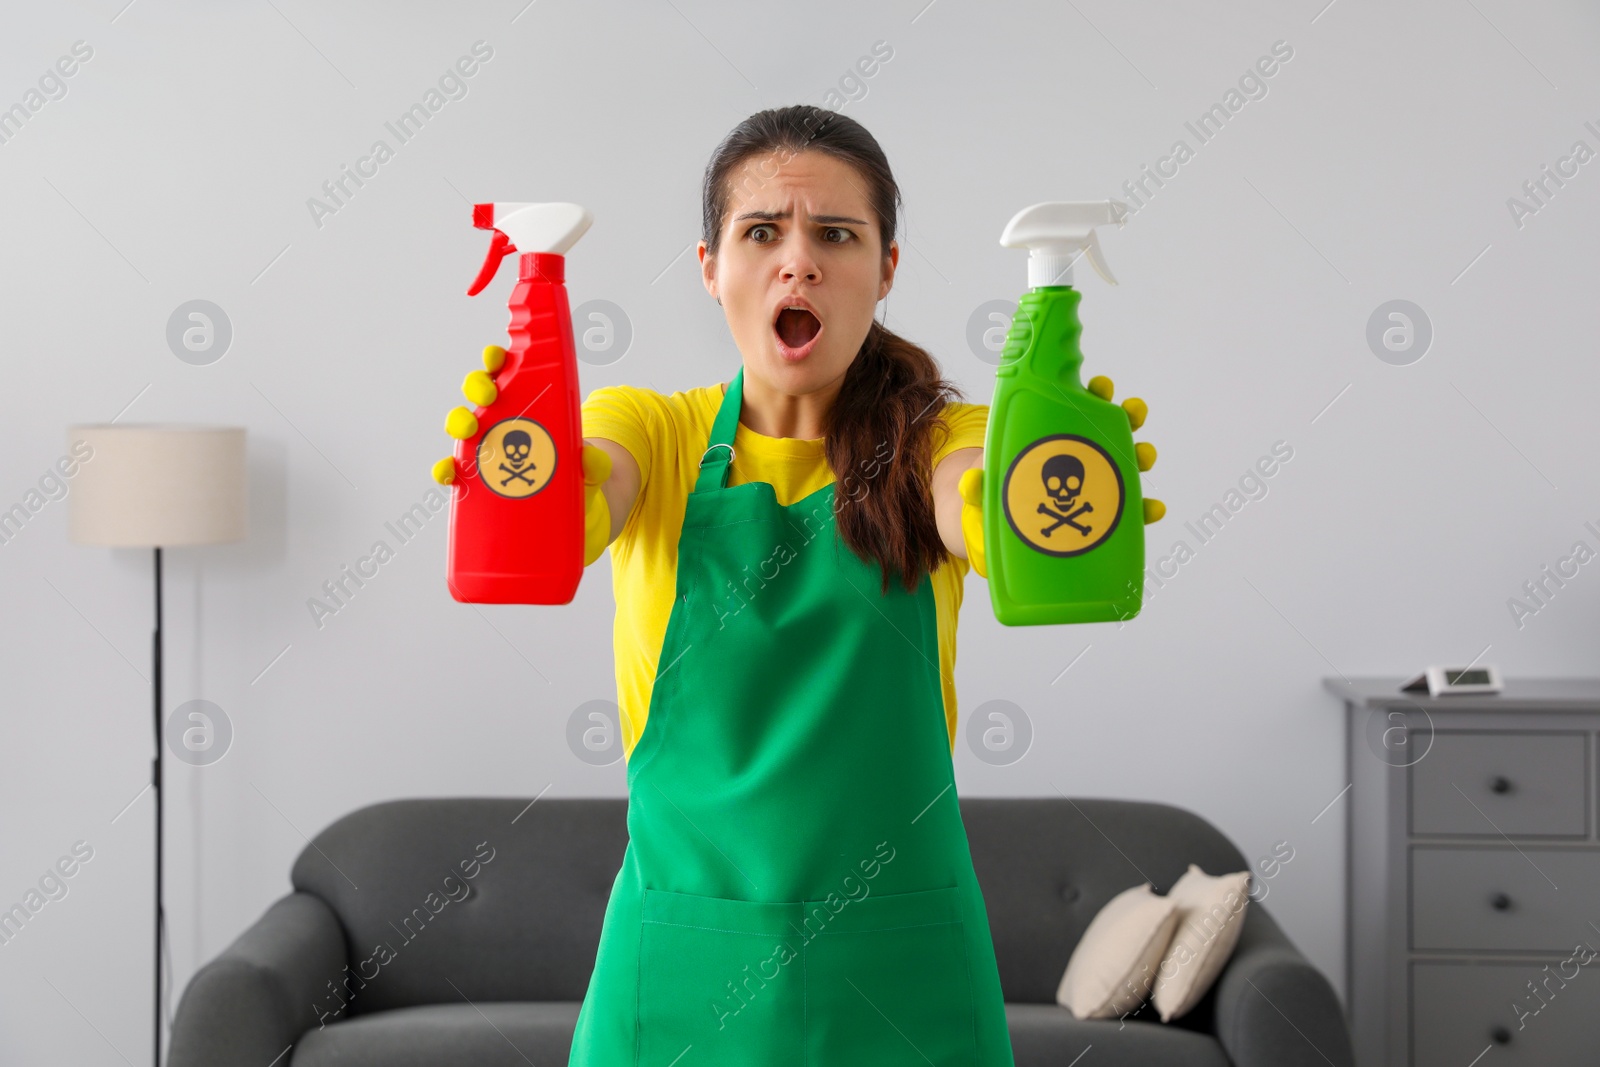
[700, 104, 965, 595]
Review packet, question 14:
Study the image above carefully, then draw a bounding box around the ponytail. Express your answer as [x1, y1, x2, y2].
[827, 320, 965, 594]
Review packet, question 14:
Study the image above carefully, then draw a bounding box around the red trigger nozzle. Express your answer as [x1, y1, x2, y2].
[468, 229, 517, 297]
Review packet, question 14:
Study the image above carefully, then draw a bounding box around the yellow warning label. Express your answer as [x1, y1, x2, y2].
[477, 417, 557, 499]
[1001, 434, 1124, 556]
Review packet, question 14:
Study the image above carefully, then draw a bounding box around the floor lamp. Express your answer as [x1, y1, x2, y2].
[67, 424, 247, 1067]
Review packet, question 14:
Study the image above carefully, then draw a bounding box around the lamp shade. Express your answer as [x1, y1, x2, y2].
[67, 424, 247, 547]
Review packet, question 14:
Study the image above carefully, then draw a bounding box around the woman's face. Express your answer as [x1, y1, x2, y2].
[699, 149, 897, 398]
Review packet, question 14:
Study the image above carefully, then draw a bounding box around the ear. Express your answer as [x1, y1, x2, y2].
[698, 240, 718, 303]
[878, 239, 898, 301]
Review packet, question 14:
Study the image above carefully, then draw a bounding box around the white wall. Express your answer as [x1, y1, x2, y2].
[2, 0, 1596, 1061]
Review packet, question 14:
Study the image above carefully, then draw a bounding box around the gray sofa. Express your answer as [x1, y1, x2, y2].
[168, 797, 1354, 1066]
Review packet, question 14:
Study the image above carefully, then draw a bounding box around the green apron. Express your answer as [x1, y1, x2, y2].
[569, 367, 1015, 1066]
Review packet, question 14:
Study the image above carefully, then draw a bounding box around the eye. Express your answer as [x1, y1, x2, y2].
[746, 224, 777, 243]
[823, 227, 854, 243]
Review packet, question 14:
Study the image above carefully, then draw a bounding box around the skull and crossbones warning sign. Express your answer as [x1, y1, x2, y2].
[476, 417, 556, 500]
[1002, 434, 1124, 557]
[499, 430, 539, 487]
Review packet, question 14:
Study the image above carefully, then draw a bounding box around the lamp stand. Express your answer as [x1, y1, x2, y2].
[65, 424, 247, 1067]
[152, 545, 165, 1067]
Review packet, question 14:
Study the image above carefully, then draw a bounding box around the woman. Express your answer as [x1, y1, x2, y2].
[435, 105, 1161, 1065]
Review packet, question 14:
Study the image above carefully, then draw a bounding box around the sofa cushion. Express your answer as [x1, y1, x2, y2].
[290, 798, 631, 1011]
[1005, 1004, 1232, 1067]
[1056, 882, 1179, 1018]
[290, 1001, 1236, 1067]
[1150, 863, 1252, 1021]
[291, 1002, 582, 1066]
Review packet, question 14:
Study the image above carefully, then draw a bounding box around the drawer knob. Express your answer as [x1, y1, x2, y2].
[1490, 1025, 1512, 1044]
[1489, 892, 1512, 911]
[1489, 775, 1512, 794]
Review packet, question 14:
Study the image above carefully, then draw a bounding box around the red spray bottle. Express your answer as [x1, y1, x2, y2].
[446, 201, 593, 604]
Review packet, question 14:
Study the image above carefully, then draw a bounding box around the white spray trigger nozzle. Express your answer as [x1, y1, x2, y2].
[1000, 200, 1128, 288]
[469, 201, 593, 295]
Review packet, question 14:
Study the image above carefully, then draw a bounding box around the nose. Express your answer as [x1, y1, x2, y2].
[779, 232, 822, 283]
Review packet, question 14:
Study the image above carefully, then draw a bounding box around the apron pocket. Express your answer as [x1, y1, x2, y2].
[801, 884, 978, 1067]
[637, 888, 806, 1067]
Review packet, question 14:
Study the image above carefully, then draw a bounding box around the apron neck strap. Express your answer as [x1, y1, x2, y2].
[695, 366, 744, 494]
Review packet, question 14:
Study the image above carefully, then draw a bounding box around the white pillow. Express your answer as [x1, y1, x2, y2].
[1150, 863, 1252, 1021]
[1056, 882, 1180, 1019]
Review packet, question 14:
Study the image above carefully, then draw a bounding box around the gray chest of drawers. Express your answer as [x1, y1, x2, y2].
[1328, 677, 1600, 1067]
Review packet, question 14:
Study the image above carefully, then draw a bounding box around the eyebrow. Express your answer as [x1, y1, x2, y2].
[731, 209, 870, 226]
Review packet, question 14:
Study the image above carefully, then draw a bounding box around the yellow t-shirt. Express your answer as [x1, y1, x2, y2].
[582, 382, 988, 760]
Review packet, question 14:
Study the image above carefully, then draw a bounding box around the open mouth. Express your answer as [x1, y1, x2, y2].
[773, 306, 822, 360]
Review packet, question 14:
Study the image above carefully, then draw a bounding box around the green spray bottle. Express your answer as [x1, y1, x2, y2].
[982, 201, 1143, 625]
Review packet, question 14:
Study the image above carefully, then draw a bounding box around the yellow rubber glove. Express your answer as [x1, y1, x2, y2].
[430, 344, 615, 566]
[957, 467, 988, 578]
[956, 378, 1164, 580]
[1087, 374, 1165, 526]
[579, 442, 613, 566]
[431, 344, 507, 486]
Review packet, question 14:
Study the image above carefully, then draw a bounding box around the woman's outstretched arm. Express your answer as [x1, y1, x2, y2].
[583, 436, 641, 547]
[933, 446, 983, 561]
